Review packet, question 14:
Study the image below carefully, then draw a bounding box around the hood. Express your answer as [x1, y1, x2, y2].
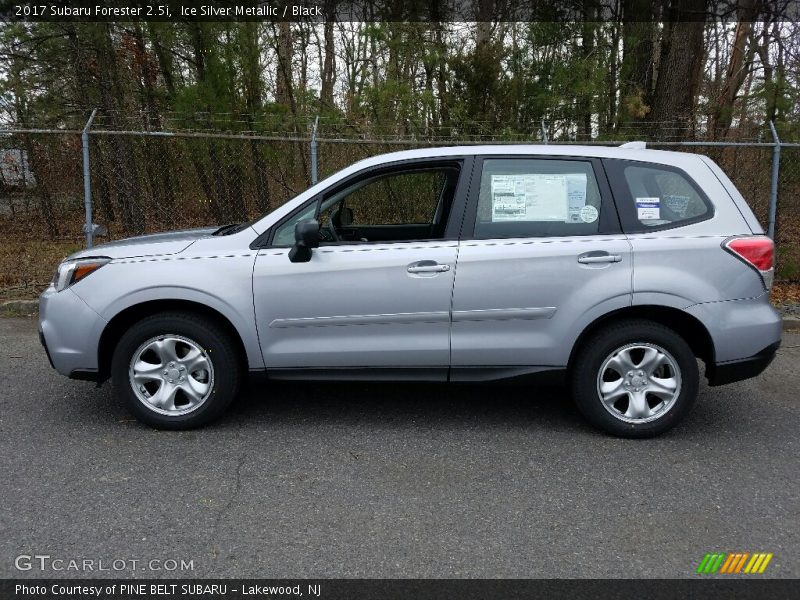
[68, 227, 219, 260]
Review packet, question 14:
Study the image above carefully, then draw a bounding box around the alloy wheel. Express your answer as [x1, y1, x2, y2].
[128, 334, 215, 416]
[596, 343, 682, 424]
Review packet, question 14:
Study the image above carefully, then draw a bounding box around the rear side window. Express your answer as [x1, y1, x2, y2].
[605, 160, 712, 231]
[472, 158, 608, 238]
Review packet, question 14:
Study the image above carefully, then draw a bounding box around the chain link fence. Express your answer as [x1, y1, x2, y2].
[2, 121, 799, 293]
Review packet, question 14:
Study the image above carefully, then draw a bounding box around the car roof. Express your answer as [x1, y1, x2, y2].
[354, 144, 699, 168]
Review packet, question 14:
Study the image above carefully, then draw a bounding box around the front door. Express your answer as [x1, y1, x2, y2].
[252, 159, 470, 377]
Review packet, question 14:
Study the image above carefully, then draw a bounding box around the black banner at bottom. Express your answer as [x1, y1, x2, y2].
[2, 579, 798, 600]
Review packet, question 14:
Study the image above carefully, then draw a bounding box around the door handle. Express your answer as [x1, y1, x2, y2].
[577, 253, 622, 264]
[407, 262, 450, 274]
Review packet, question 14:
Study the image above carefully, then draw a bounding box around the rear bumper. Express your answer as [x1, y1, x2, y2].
[685, 294, 782, 363]
[707, 340, 780, 386]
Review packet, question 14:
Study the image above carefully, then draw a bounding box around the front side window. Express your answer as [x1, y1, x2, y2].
[273, 202, 317, 247]
[272, 165, 459, 246]
[337, 170, 448, 227]
[472, 158, 605, 239]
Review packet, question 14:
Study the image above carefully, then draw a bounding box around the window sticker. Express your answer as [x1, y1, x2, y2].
[636, 197, 661, 220]
[566, 174, 588, 222]
[664, 194, 690, 217]
[490, 174, 569, 222]
[579, 205, 599, 223]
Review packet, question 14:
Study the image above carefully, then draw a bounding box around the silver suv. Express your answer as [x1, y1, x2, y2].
[39, 145, 781, 437]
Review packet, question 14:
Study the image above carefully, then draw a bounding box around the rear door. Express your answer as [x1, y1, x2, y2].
[450, 156, 633, 371]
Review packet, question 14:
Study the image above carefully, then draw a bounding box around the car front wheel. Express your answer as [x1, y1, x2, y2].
[571, 320, 699, 438]
[111, 312, 241, 429]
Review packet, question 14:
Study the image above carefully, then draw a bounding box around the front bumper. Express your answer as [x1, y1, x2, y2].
[39, 286, 107, 378]
[39, 329, 55, 369]
[707, 340, 780, 386]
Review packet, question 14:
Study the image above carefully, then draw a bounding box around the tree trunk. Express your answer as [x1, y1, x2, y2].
[148, 22, 176, 97]
[709, 0, 756, 138]
[434, 21, 449, 133]
[207, 142, 228, 223]
[239, 22, 272, 214]
[647, 0, 706, 140]
[224, 157, 246, 222]
[577, 17, 594, 140]
[275, 22, 293, 105]
[320, 1, 336, 108]
[94, 142, 116, 223]
[19, 133, 58, 237]
[619, 0, 656, 127]
[250, 139, 272, 214]
[757, 21, 784, 128]
[65, 24, 115, 223]
[92, 23, 145, 234]
[133, 23, 175, 215]
[605, 17, 620, 134]
[270, 22, 307, 181]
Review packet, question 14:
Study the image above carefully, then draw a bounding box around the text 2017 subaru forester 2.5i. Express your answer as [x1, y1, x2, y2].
[39, 145, 781, 437]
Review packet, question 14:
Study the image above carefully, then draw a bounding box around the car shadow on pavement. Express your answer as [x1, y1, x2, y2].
[56, 365, 730, 439]
[226, 374, 588, 432]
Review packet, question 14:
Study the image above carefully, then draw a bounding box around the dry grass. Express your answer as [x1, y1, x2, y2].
[0, 236, 82, 301]
[771, 281, 800, 305]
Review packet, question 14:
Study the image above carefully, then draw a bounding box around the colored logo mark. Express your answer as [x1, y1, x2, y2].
[696, 552, 773, 574]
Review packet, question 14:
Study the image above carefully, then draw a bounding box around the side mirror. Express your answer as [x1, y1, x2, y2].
[288, 218, 320, 263]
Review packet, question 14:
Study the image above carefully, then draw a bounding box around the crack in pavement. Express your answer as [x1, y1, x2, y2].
[210, 450, 247, 560]
[210, 412, 247, 560]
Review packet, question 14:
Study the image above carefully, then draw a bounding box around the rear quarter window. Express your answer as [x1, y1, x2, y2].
[605, 159, 713, 232]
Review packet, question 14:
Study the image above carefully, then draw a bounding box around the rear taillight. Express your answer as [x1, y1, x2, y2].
[723, 236, 774, 290]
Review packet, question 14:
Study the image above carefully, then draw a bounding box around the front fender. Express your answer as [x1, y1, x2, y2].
[71, 255, 264, 370]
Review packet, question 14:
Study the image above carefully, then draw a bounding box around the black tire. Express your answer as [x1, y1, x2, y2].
[570, 319, 699, 438]
[111, 312, 242, 429]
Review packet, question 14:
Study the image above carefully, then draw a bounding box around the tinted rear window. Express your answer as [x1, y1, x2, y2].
[605, 160, 712, 232]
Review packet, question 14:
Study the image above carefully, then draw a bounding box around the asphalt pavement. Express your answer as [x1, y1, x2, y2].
[1, 317, 798, 579]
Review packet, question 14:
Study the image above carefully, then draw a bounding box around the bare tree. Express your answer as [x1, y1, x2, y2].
[708, 0, 757, 137]
[648, 0, 707, 140]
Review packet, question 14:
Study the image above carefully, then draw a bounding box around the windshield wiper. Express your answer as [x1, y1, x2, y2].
[213, 223, 246, 236]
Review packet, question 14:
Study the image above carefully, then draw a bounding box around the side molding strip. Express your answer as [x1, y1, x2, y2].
[451, 307, 557, 322]
[269, 311, 450, 328]
[270, 307, 556, 328]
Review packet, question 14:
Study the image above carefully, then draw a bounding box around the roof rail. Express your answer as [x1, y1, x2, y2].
[620, 141, 647, 149]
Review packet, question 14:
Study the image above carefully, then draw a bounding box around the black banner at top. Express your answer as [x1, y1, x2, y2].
[2, 0, 799, 22]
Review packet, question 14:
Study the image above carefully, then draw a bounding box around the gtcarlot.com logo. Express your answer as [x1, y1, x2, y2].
[696, 552, 773, 574]
[14, 554, 194, 573]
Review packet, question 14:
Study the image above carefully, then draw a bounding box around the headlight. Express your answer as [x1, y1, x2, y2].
[52, 258, 111, 292]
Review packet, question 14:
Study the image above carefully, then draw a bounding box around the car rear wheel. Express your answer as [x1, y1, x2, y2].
[111, 312, 241, 429]
[571, 320, 699, 438]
